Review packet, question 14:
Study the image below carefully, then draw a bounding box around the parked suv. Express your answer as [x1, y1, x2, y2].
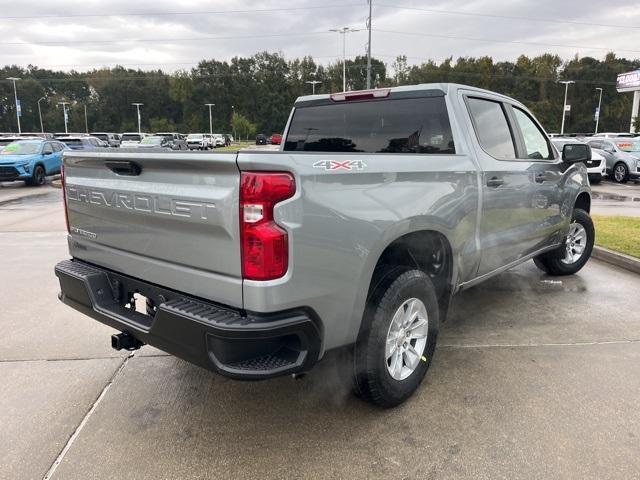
[55, 84, 593, 407]
[0, 139, 66, 185]
[91, 132, 121, 148]
[587, 138, 640, 183]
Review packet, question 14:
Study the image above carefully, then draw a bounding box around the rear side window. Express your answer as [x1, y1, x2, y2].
[512, 108, 552, 160]
[587, 140, 602, 149]
[284, 96, 455, 154]
[466, 97, 516, 159]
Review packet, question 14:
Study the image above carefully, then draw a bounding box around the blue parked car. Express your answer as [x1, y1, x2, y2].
[0, 139, 67, 186]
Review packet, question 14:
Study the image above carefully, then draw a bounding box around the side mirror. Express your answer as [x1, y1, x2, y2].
[43, 151, 52, 156]
[562, 143, 591, 164]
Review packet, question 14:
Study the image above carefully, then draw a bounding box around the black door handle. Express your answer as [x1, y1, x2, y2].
[105, 161, 142, 176]
[486, 177, 504, 188]
[534, 172, 547, 183]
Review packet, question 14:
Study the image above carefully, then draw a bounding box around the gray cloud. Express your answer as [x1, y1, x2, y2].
[0, 0, 638, 72]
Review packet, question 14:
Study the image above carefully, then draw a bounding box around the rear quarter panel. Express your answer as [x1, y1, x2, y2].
[237, 147, 480, 352]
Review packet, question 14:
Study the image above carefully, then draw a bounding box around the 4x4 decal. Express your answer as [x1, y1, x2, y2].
[312, 160, 367, 171]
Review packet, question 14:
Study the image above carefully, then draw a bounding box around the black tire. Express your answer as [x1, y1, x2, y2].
[612, 162, 629, 183]
[26, 165, 46, 186]
[588, 174, 602, 185]
[353, 268, 440, 408]
[533, 208, 594, 276]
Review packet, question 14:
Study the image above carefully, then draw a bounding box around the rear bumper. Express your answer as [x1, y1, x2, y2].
[55, 259, 322, 379]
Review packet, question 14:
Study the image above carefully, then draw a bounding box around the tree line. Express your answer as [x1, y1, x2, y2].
[0, 51, 638, 136]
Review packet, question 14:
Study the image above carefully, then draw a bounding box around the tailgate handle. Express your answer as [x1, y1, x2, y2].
[105, 161, 142, 176]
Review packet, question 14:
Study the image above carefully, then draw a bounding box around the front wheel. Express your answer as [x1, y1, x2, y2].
[613, 162, 629, 183]
[533, 208, 594, 276]
[353, 269, 439, 408]
[26, 165, 46, 186]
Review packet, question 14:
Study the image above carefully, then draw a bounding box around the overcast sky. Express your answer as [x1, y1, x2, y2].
[1, 0, 639, 72]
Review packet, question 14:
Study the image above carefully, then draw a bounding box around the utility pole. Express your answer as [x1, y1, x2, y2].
[37, 97, 46, 133]
[366, 0, 372, 89]
[595, 87, 603, 134]
[57, 101, 70, 134]
[559, 80, 574, 135]
[205, 103, 215, 135]
[6, 77, 21, 134]
[132, 103, 143, 134]
[305, 80, 322, 95]
[231, 105, 236, 142]
[330, 27, 360, 92]
[84, 104, 89, 134]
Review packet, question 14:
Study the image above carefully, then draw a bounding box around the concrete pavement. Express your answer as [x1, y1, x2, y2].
[1, 184, 639, 480]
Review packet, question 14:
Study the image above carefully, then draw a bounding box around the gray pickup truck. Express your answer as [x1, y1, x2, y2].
[55, 83, 594, 407]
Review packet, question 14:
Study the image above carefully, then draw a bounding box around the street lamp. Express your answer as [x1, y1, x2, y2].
[595, 87, 603, 135]
[131, 103, 143, 134]
[305, 80, 322, 95]
[37, 97, 46, 133]
[6, 77, 21, 134]
[57, 101, 70, 134]
[559, 80, 574, 135]
[205, 103, 215, 135]
[231, 105, 236, 142]
[329, 27, 360, 92]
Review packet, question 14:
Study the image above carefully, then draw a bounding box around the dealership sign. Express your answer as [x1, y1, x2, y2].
[616, 69, 640, 92]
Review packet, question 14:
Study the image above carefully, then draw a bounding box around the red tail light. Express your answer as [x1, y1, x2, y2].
[240, 171, 295, 280]
[60, 162, 70, 233]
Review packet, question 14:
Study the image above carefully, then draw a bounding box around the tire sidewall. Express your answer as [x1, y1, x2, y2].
[358, 269, 440, 407]
[34, 165, 45, 185]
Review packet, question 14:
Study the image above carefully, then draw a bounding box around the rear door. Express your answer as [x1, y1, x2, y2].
[462, 93, 545, 276]
[63, 150, 243, 307]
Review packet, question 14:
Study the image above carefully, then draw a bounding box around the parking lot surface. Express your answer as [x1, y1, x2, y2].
[1, 183, 639, 479]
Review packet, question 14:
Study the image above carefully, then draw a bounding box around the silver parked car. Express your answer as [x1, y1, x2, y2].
[552, 138, 606, 183]
[587, 138, 640, 183]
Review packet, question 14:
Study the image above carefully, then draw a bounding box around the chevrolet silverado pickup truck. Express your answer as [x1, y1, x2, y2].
[55, 84, 594, 407]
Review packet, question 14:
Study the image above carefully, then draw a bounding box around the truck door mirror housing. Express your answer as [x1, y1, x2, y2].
[562, 143, 591, 164]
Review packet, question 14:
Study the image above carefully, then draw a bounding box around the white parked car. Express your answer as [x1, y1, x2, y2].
[186, 133, 209, 150]
[551, 138, 606, 184]
[212, 133, 225, 147]
[120, 132, 148, 147]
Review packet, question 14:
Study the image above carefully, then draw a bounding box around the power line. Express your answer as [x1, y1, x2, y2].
[0, 30, 339, 46]
[374, 29, 640, 55]
[376, 2, 640, 31]
[0, 3, 361, 20]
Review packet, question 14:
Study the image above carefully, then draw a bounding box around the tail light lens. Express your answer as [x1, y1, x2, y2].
[61, 162, 70, 233]
[240, 171, 295, 280]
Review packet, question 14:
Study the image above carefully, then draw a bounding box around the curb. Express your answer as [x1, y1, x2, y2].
[592, 246, 640, 275]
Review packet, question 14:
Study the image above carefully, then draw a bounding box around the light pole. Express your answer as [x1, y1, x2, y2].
[330, 27, 360, 92]
[84, 104, 89, 134]
[132, 103, 143, 134]
[305, 80, 322, 95]
[57, 101, 70, 134]
[37, 97, 46, 133]
[6, 77, 21, 134]
[366, 0, 372, 89]
[559, 80, 574, 135]
[231, 105, 236, 141]
[595, 87, 603, 134]
[205, 103, 215, 135]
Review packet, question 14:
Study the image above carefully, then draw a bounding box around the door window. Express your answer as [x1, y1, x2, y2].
[466, 97, 516, 159]
[513, 108, 552, 160]
[42, 143, 53, 154]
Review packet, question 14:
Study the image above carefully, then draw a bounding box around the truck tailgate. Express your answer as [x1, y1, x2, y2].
[63, 151, 242, 307]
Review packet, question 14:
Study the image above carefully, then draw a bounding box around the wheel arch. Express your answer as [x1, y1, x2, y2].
[574, 190, 591, 213]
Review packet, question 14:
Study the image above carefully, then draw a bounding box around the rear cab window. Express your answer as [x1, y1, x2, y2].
[466, 97, 516, 159]
[284, 95, 455, 154]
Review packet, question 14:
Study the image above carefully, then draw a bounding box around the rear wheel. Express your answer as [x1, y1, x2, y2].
[534, 208, 594, 276]
[613, 162, 629, 183]
[353, 268, 439, 408]
[26, 165, 46, 186]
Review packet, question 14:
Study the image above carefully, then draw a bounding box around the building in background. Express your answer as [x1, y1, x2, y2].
[616, 69, 640, 133]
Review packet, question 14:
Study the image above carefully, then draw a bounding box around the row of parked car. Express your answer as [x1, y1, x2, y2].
[0, 131, 237, 151]
[550, 135, 640, 183]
